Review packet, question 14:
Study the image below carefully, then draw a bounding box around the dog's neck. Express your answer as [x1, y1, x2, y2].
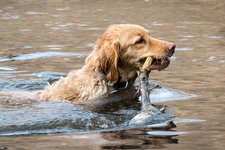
[91, 66, 137, 91]
[92, 66, 115, 86]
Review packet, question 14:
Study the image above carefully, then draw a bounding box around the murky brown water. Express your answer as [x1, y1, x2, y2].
[0, 0, 225, 149]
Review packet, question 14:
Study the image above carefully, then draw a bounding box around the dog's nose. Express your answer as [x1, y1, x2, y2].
[168, 43, 176, 52]
[168, 43, 176, 55]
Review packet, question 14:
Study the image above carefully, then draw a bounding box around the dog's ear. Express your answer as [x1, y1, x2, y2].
[93, 35, 121, 85]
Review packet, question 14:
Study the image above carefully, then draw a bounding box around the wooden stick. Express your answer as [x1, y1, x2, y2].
[142, 57, 153, 70]
[139, 57, 153, 109]
[139, 69, 151, 108]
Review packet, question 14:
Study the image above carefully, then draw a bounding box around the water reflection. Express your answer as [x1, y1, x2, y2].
[99, 130, 180, 149]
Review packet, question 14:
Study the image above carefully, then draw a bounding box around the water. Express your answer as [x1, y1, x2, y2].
[0, 0, 224, 149]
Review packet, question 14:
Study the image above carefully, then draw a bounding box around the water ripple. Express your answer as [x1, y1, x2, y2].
[148, 83, 196, 103]
[0, 52, 87, 62]
[147, 131, 188, 136]
[176, 47, 193, 51]
[207, 56, 217, 61]
[44, 45, 64, 50]
[0, 66, 16, 71]
[0, 12, 20, 20]
[206, 36, 223, 39]
[26, 12, 45, 15]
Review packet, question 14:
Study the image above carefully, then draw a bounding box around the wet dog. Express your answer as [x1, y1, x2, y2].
[0, 24, 175, 105]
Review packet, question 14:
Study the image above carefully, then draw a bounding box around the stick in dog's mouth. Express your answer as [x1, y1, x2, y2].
[142, 57, 153, 70]
[141, 57, 170, 71]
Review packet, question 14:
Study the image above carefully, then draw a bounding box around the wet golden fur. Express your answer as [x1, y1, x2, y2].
[0, 24, 175, 104]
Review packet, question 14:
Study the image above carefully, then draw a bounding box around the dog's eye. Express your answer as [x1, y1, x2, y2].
[135, 38, 145, 45]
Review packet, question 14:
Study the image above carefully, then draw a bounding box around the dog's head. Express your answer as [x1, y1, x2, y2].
[86, 24, 175, 85]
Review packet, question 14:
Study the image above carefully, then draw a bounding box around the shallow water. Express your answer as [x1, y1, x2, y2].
[0, 0, 225, 149]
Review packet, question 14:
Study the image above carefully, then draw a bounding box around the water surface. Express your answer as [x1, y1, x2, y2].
[0, 0, 225, 149]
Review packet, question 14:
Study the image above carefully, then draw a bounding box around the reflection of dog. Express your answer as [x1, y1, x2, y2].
[0, 24, 175, 104]
[100, 130, 178, 149]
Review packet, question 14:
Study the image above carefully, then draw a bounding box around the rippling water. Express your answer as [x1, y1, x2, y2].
[0, 0, 225, 150]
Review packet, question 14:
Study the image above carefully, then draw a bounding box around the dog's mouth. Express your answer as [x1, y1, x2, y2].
[138, 56, 170, 71]
[150, 57, 170, 71]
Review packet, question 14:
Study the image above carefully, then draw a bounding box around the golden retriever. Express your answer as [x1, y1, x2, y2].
[0, 24, 175, 105]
